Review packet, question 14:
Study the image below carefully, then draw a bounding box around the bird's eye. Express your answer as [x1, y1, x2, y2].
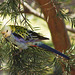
[6, 30, 8, 32]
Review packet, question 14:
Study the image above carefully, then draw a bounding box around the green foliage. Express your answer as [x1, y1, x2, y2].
[53, 60, 62, 75]
[58, 45, 75, 75]
[0, 38, 62, 75]
[57, 10, 75, 28]
[8, 47, 54, 75]
[0, 0, 19, 18]
[57, 0, 71, 3]
[0, 33, 63, 75]
[0, 0, 74, 75]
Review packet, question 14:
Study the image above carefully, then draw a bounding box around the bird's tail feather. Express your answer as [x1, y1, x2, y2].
[37, 43, 70, 60]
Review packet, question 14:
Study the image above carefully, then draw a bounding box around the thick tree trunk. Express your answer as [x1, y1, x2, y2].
[36, 0, 75, 75]
[36, 0, 71, 52]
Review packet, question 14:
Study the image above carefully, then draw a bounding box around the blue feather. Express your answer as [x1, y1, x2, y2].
[37, 43, 70, 60]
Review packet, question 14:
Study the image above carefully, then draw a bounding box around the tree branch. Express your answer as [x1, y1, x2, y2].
[21, 2, 75, 34]
[66, 25, 75, 33]
[20, 4, 75, 34]
[20, 2, 45, 20]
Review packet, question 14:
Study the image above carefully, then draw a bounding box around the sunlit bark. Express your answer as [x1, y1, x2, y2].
[36, 0, 71, 52]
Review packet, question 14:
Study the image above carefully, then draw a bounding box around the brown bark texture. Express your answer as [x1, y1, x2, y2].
[70, 67, 75, 75]
[36, 0, 71, 52]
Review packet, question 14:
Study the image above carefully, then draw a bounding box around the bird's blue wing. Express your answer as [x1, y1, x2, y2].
[12, 32, 49, 43]
[12, 33, 40, 44]
[12, 33, 29, 43]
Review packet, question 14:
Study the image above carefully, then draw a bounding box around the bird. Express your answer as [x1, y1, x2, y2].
[1, 25, 70, 59]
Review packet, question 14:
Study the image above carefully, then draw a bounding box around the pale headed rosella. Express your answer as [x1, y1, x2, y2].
[1, 25, 70, 59]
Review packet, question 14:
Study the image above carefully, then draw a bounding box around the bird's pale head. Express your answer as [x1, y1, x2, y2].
[1, 25, 11, 38]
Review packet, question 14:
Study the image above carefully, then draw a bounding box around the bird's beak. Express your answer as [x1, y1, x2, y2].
[1, 32, 6, 38]
[1, 32, 5, 35]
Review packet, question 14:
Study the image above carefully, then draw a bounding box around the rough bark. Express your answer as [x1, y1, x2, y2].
[70, 67, 75, 75]
[36, 0, 71, 52]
